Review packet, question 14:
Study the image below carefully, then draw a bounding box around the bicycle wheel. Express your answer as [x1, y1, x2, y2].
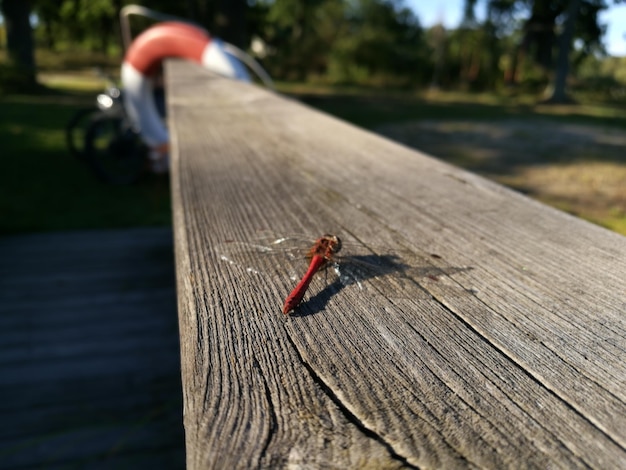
[66, 107, 100, 160]
[83, 112, 147, 185]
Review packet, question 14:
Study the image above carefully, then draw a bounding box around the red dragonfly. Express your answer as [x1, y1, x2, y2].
[282, 234, 342, 314]
[216, 233, 425, 315]
[215, 232, 463, 315]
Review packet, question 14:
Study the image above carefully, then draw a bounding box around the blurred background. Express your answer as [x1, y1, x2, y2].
[1, 0, 625, 234]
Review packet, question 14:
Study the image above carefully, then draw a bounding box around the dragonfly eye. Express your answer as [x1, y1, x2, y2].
[319, 234, 341, 255]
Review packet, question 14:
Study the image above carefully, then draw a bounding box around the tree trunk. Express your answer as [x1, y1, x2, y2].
[1, 0, 37, 84]
[543, 0, 581, 103]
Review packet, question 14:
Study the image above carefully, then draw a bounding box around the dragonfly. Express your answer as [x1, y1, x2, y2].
[214, 232, 456, 316]
[282, 234, 342, 314]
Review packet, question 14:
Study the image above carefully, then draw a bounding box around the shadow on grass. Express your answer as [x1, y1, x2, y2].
[288, 91, 626, 130]
[375, 118, 626, 173]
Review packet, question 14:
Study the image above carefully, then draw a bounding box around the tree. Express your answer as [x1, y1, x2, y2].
[62, 0, 117, 53]
[255, 0, 346, 81]
[466, 0, 612, 100]
[35, 0, 63, 50]
[327, 0, 428, 86]
[32, 0, 122, 54]
[544, 0, 581, 102]
[1, 0, 36, 85]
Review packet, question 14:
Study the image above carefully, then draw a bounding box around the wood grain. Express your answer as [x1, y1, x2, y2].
[167, 60, 626, 469]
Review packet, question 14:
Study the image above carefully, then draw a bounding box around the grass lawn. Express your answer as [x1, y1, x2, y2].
[0, 78, 171, 234]
[1, 72, 625, 235]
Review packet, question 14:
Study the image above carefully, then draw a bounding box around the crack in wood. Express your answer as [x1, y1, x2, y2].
[283, 332, 420, 469]
[253, 358, 278, 464]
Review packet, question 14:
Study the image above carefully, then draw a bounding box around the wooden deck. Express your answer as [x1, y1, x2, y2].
[167, 61, 626, 469]
[0, 227, 185, 469]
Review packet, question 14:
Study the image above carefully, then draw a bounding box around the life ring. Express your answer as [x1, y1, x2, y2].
[121, 21, 250, 152]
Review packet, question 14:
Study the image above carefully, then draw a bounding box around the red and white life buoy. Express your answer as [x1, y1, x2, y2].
[121, 21, 250, 153]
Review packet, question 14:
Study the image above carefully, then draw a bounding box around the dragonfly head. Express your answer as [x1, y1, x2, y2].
[322, 234, 342, 255]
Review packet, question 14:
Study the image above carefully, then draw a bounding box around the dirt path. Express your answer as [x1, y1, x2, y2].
[376, 119, 626, 234]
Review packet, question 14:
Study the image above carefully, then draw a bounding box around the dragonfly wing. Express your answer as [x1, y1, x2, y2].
[213, 237, 310, 279]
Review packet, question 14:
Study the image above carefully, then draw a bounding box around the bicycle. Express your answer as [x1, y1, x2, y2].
[66, 77, 148, 185]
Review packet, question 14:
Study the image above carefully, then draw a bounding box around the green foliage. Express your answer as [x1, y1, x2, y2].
[594, 56, 626, 85]
[576, 54, 626, 101]
[38, 0, 118, 52]
[2, 0, 625, 95]
[326, 0, 430, 86]
[253, 0, 346, 81]
[254, 0, 429, 86]
[435, 24, 505, 90]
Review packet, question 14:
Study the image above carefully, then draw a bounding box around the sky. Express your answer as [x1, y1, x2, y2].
[407, 0, 626, 57]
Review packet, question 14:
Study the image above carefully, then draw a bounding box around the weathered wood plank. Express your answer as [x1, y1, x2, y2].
[167, 60, 626, 469]
[0, 227, 184, 469]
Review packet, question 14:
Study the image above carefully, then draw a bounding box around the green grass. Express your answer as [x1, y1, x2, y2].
[0, 87, 170, 234]
[283, 84, 626, 129]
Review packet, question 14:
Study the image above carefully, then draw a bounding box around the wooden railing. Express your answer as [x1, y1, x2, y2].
[166, 60, 626, 469]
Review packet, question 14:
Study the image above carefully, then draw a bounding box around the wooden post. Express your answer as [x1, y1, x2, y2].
[167, 60, 626, 469]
